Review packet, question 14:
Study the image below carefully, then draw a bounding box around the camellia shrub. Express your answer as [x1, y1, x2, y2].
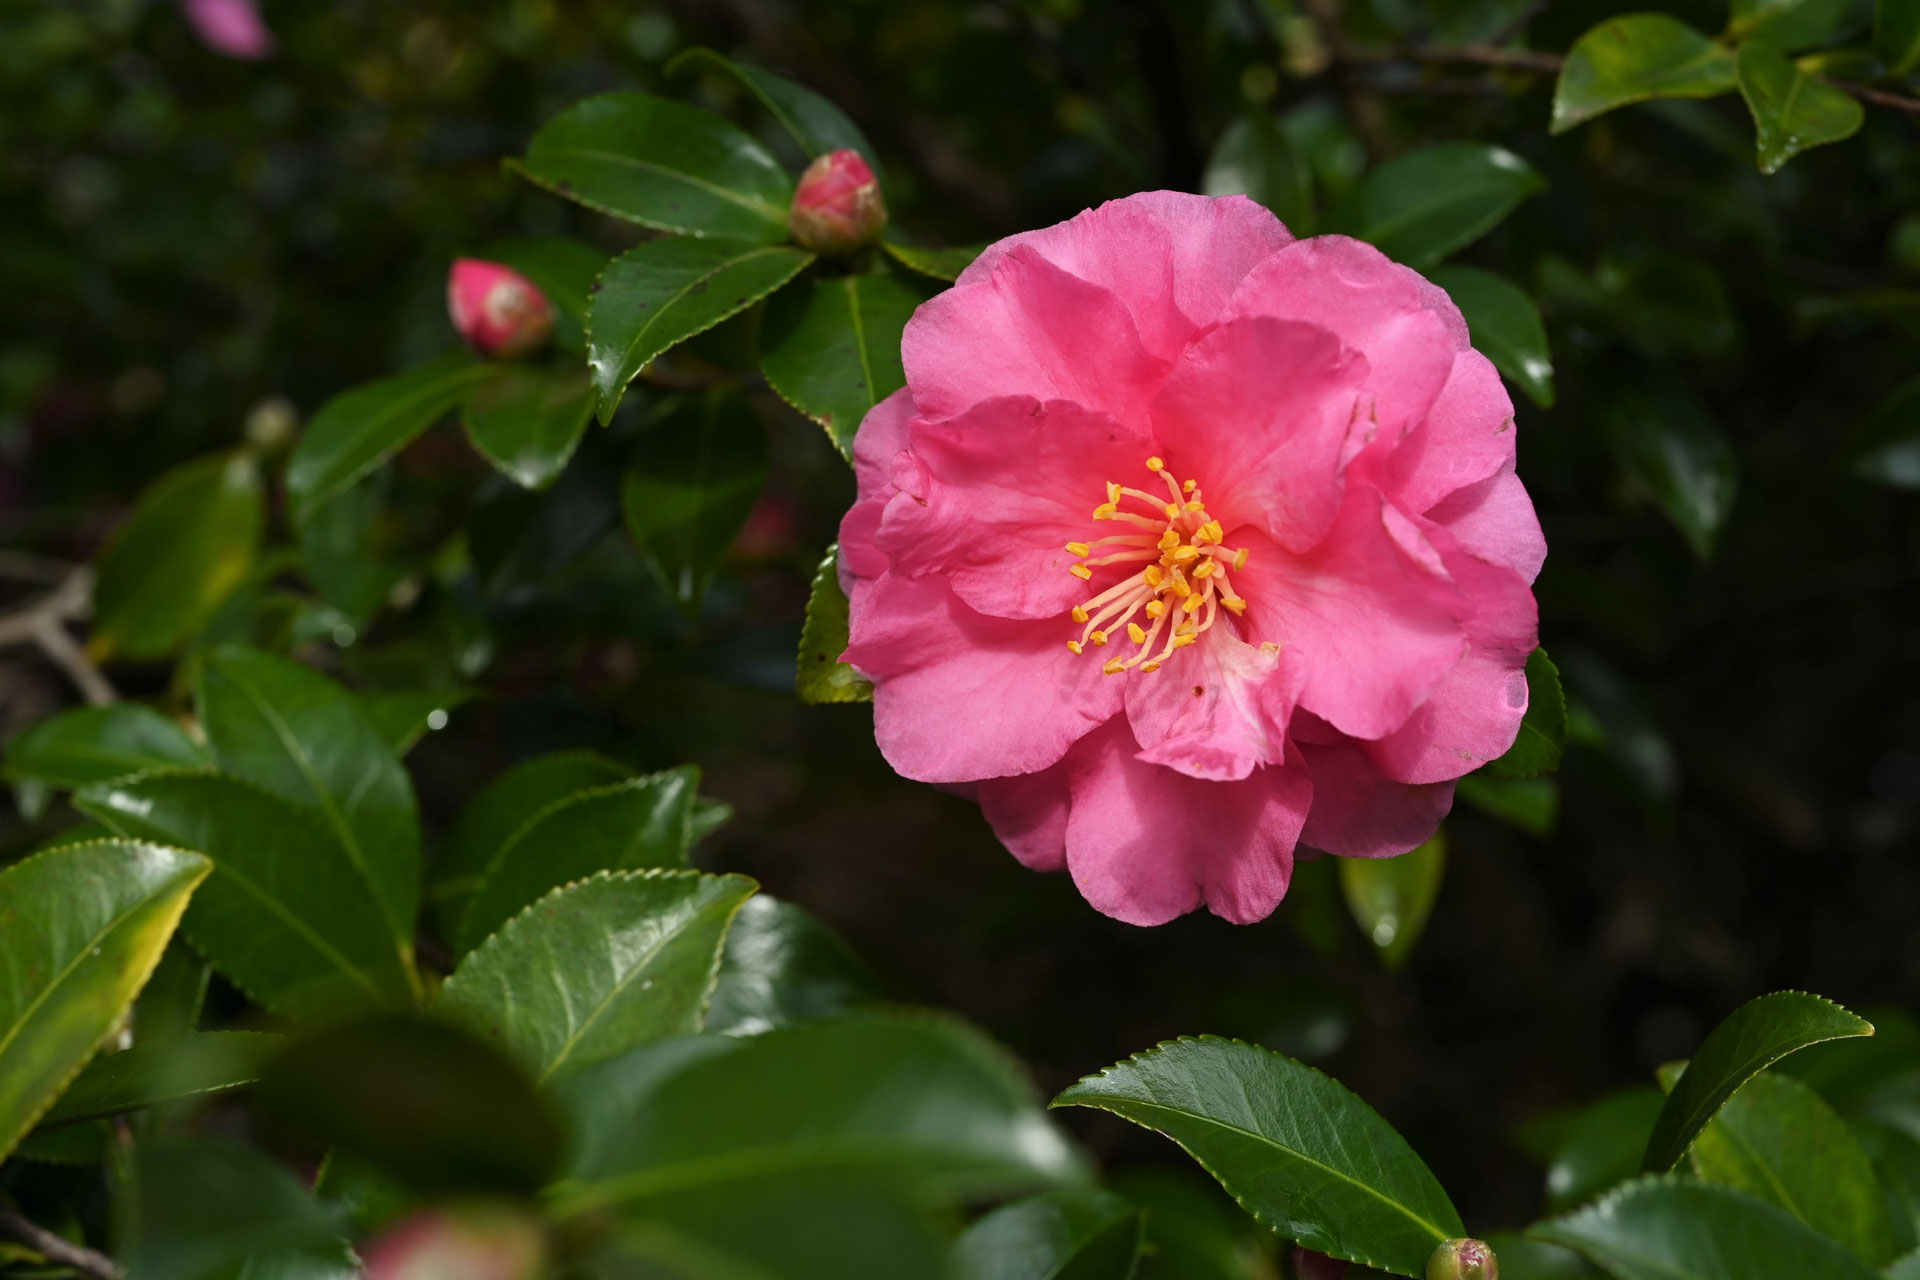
[2, 3, 1919, 1279]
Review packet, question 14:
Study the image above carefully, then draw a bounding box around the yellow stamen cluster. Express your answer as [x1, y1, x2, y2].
[1062, 456, 1251, 674]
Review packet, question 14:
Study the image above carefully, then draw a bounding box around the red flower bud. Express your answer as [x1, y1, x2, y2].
[1427, 1238, 1499, 1280]
[788, 149, 887, 256]
[361, 1203, 546, 1280]
[447, 259, 555, 359]
[1292, 1248, 1351, 1279]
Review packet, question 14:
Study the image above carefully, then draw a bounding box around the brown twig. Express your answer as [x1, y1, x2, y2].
[1830, 78, 1920, 116]
[0, 1209, 125, 1280]
[0, 565, 117, 706]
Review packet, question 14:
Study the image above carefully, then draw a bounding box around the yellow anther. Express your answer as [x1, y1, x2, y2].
[1170, 545, 1200, 563]
[1071, 605, 1089, 623]
[1145, 599, 1167, 618]
[1066, 640, 1083, 654]
[1172, 634, 1197, 648]
[1090, 630, 1108, 646]
[1069, 564, 1093, 580]
[1146, 456, 1165, 471]
[1193, 560, 1215, 579]
[1183, 593, 1204, 614]
[1103, 658, 1126, 675]
[1142, 564, 1164, 587]
[1205, 521, 1224, 542]
[1065, 541, 1091, 557]
[1169, 577, 1192, 598]
[1182, 478, 1197, 493]
[1106, 481, 1122, 504]
[1223, 597, 1247, 615]
[1185, 500, 1206, 513]
[1233, 547, 1250, 571]
[1176, 619, 1195, 636]
[1140, 661, 1162, 672]
[1163, 503, 1181, 519]
[1158, 528, 1181, 550]
[1127, 623, 1147, 644]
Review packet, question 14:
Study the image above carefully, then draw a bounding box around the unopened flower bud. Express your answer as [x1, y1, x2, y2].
[1292, 1248, 1351, 1279]
[361, 1203, 546, 1280]
[447, 259, 554, 359]
[787, 149, 887, 256]
[1427, 1238, 1498, 1280]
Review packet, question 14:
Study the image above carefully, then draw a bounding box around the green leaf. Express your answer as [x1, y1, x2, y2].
[3, 703, 207, 790]
[1456, 773, 1560, 837]
[1478, 1231, 1602, 1279]
[1845, 375, 1920, 490]
[1534, 1176, 1880, 1279]
[195, 646, 422, 947]
[1642, 990, 1874, 1173]
[121, 1136, 350, 1280]
[284, 354, 492, 528]
[1880, 0, 1920, 75]
[512, 92, 793, 242]
[1540, 1088, 1665, 1212]
[1053, 1037, 1463, 1276]
[483, 235, 607, 353]
[1338, 830, 1445, 971]
[1429, 266, 1554, 409]
[0, 840, 208, 1161]
[460, 362, 594, 489]
[134, 938, 212, 1043]
[620, 389, 768, 610]
[1203, 112, 1314, 234]
[1735, 42, 1864, 175]
[459, 768, 702, 955]
[358, 688, 469, 756]
[1552, 15, 1739, 134]
[256, 1013, 561, 1196]
[1484, 648, 1567, 780]
[1891, 1248, 1920, 1280]
[668, 48, 879, 164]
[35, 1030, 278, 1128]
[760, 270, 920, 457]
[91, 449, 264, 661]
[1109, 1167, 1277, 1280]
[1684, 1070, 1894, 1263]
[78, 773, 418, 1018]
[1606, 378, 1739, 560]
[953, 1189, 1144, 1280]
[881, 240, 986, 283]
[296, 468, 407, 620]
[1326, 143, 1543, 270]
[705, 894, 880, 1037]
[426, 749, 633, 944]
[551, 1012, 1086, 1218]
[441, 869, 756, 1084]
[1730, 0, 1858, 49]
[587, 238, 813, 423]
[796, 544, 873, 704]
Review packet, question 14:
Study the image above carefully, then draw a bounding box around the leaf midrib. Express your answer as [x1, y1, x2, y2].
[615, 247, 796, 378]
[544, 147, 785, 222]
[296, 364, 489, 515]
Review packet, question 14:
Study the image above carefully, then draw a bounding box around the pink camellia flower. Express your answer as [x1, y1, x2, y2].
[181, 0, 275, 59]
[446, 259, 555, 359]
[788, 149, 888, 256]
[839, 192, 1542, 926]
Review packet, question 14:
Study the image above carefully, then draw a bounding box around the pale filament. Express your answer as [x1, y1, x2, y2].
[1062, 457, 1253, 674]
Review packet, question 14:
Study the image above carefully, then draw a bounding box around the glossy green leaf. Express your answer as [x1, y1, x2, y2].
[1891, 1248, 1920, 1280]
[620, 389, 768, 610]
[760, 270, 920, 456]
[1881, 0, 1920, 75]
[587, 238, 812, 423]
[1552, 15, 1739, 134]
[796, 544, 872, 704]
[426, 749, 632, 943]
[1053, 1037, 1462, 1275]
[461, 361, 594, 489]
[358, 688, 469, 756]
[1429, 265, 1554, 409]
[285, 354, 492, 528]
[882, 240, 985, 282]
[1736, 43, 1864, 175]
[1642, 990, 1874, 1172]
[3, 703, 207, 789]
[1606, 379, 1739, 560]
[511, 92, 792, 242]
[35, 1030, 278, 1128]
[121, 1137, 350, 1280]
[1844, 374, 1920, 490]
[1456, 773, 1560, 837]
[257, 1014, 561, 1196]
[0, 840, 208, 1160]
[551, 1012, 1086, 1218]
[1339, 830, 1445, 970]
[1542, 1088, 1665, 1212]
[484, 235, 606, 352]
[1730, 0, 1857, 48]
[459, 768, 702, 955]
[195, 646, 422, 946]
[705, 894, 880, 1037]
[1484, 648, 1568, 780]
[1109, 1167, 1277, 1280]
[1684, 1069, 1893, 1263]
[91, 449, 264, 661]
[296, 467, 407, 620]
[1326, 143, 1543, 270]
[953, 1189, 1143, 1280]
[1203, 112, 1313, 234]
[440, 869, 757, 1083]
[668, 48, 878, 164]
[1534, 1176, 1880, 1279]
[78, 773, 418, 1018]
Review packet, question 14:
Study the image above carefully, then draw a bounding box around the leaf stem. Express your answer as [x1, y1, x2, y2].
[0, 1209, 126, 1280]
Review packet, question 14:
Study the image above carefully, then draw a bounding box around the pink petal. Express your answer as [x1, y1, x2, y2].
[1233, 486, 1468, 741]
[183, 0, 274, 58]
[1422, 458, 1546, 584]
[838, 388, 918, 592]
[958, 192, 1295, 363]
[902, 247, 1170, 427]
[1299, 736, 1453, 858]
[977, 762, 1072, 872]
[1150, 316, 1369, 553]
[1125, 631, 1305, 782]
[874, 397, 1150, 619]
[1382, 348, 1518, 515]
[1062, 721, 1313, 925]
[1223, 236, 1458, 451]
[842, 573, 1122, 783]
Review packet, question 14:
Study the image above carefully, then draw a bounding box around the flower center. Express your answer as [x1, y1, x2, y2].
[1062, 456, 1251, 675]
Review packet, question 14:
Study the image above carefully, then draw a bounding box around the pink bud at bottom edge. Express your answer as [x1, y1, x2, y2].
[361, 1203, 546, 1280]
